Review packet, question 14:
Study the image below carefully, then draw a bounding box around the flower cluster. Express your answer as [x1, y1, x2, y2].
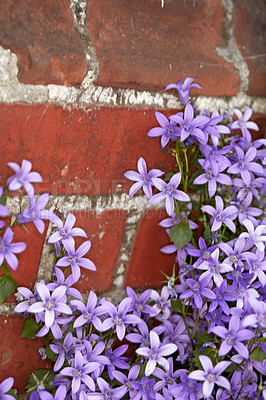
[1, 77, 266, 399]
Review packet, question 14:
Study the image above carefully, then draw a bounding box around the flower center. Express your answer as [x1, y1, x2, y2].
[166, 126, 174, 137]
[113, 316, 122, 325]
[225, 334, 234, 345]
[230, 255, 239, 263]
[0, 241, 7, 252]
[104, 391, 112, 400]
[206, 373, 216, 383]
[202, 250, 211, 260]
[206, 169, 213, 179]
[135, 303, 144, 313]
[258, 314, 266, 324]
[216, 213, 222, 221]
[67, 255, 76, 264]
[148, 350, 156, 360]
[45, 300, 55, 310]
[166, 185, 174, 195]
[192, 283, 200, 292]
[126, 381, 133, 390]
[238, 161, 245, 170]
[60, 227, 68, 239]
[84, 312, 92, 320]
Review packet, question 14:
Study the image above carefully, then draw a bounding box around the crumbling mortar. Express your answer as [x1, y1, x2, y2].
[1, 46, 265, 112]
[216, 0, 250, 93]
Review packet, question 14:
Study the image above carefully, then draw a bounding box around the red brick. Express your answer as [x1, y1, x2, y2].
[0, 221, 48, 302]
[124, 209, 176, 288]
[69, 209, 128, 292]
[0, 0, 86, 85]
[0, 316, 52, 393]
[0, 104, 175, 195]
[234, 0, 266, 96]
[87, 0, 240, 95]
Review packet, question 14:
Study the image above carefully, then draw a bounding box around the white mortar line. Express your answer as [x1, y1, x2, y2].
[0, 46, 266, 113]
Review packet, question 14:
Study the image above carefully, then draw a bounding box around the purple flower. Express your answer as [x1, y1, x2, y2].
[0, 377, 15, 400]
[153, 357, 184, 393]
[246, 249, 266, 286]
[162, 319, 190, 361]
[14, 286, 39, 314]
[0, 187, 9, 218]
[193, 166, 232, 198]
[218, 237, 256, 268]
[202, 110, 231, 146]
[150, 286, 172, 319]
[89, 377, 127, 400]
[169, 371, 202, 400]
[197, 248, 233, 287]
[7, 159, 42, 196]
[131, 376, 156, 400]
[165, 77, 202, 105]
[101, 297, 141, 340]
[0, 227, 26, 270]
[112, 365, 140, 399]
[159, 210, 198, 232]
[28, 282, 72, 329]
[60, 350, 98, 394]
[126, 287, 156, 318]
[230, 192, 263, 224]
[188, 355, 231, 398]
[211, 315, 254, 358]
[136, 330, 177, 376]
[147, 111, 180, 148]
[209, 279, 238, 315]
[124, 157, 163, 198]
[199, 144, 231, 175]
[38, 385, 67, 400]
[227, 146, 264, 186]
[239, 219, 266, 252]
[242, 297, 266, 330]
[180, 275, 216, 309]
[188, 237, 217, 268]
[201, 195, 238, 233]
[231, 108, 259, 143]
[71, 290, 105, 331]
[48, 213, 87, 255]
[56, 240, 96, 282]
[170, 103, 209, 144]
[47, 267, 83, 300]
[149, 173, 190, 216]
[105, 344, 130, 380]
[17, 193, 57, 234]
[50, 332, 75, 371]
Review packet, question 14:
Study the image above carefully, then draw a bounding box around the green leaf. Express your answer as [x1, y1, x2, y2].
[164, 172, 174, 182]
[169, 222, 193, 250]
[0, 275, 16, 303]
[46, 344, 57, 362]
[26, 370, 54, 393]
[0, 194, 7, 206]
[195, 331, 214, 346]
[21, 318, 40, 338]
[250, 345, 266, 362]
[171, 298, 182, 314]
[193, 345, 216, 369]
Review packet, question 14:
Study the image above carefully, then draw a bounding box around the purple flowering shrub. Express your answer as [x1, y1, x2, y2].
[1, 77, 266, 399]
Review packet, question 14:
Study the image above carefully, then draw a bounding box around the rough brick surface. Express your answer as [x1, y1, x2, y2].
[0, 221, 48, 302]
[68, 209, 128, 292]
[0, 0, 87, 85]
[87, 0, 240, 95]
[124, 209, 176, 288]
[0, 316, 52, 393]
[234, 0, 266, 96]
[0, 104, 174, 195]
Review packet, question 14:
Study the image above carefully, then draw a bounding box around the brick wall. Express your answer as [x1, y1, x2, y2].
[0, 0, 265, 394]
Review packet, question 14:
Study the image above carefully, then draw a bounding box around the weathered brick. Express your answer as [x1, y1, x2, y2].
[0, 0, 87, 85]
[0, 316, 52, 393]
[0, 104, 175, 195]
[234, 0, 266, 96]
[0, 221, 48, 302]
[87, 0, 240, 95]
[68, 209, 128, 292]
[124, 209, 176, 288]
